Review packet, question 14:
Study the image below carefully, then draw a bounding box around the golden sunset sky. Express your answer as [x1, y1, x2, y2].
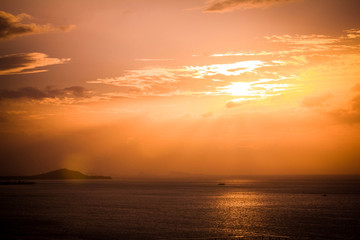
[1, 0, 360, 176]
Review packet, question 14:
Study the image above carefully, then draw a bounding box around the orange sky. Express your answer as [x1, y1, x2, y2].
[0, 0, 360, 176]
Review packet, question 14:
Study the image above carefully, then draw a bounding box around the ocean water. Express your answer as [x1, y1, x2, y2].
[0, 176, 359, 240]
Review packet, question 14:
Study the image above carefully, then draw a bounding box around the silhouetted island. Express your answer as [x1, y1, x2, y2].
[0, 180, 36, 185]
[0, 168, 111, 180]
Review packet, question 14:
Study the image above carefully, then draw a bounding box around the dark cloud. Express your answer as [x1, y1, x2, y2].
[204, 0, 295, 12]
[329, 108, 360, 124]
[0, 86, 89, 100]
[63, 86, 89, 97]
[0, 52, 70, 75]
[0, 10, 75, 40]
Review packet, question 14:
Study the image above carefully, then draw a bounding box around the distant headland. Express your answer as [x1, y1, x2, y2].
[0, 168, 111, 180]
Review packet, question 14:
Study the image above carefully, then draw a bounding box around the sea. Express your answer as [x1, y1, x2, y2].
[0, 175, 359, 240]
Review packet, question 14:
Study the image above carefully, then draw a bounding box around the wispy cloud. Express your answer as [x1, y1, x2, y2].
[89, 59, 296, 100]
[88, 68, 184, 90]
[210, 51, 272, 57]
[186, 60, 266, 78]
[0, 53, 70, 75]
[265, 34, 339, 46]
[265, 28, 360, 52]
[0, 10, 75, 40]
[204, 0, 296, 12]
[88, 61, 270, 96]
[91, 28, 360, 102]
[345, 29, 360, 39]
[135, 59, 174, 62]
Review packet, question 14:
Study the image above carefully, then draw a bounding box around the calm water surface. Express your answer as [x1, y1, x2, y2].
[0, 176, 359, 240]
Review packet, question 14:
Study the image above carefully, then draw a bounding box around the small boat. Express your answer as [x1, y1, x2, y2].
[322, 194, 327, 197]
[218, 183, 226, 186]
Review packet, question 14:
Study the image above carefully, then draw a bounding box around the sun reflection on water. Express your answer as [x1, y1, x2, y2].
[210, 190, 267, 237]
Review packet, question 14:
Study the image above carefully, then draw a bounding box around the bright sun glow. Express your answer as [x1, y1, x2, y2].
[220, 82, 253, 96]
[218, 78, 293, 99]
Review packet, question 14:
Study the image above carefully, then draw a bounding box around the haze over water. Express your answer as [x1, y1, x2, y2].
[1, 0, 360, 177]
[1, 176, 359, 240]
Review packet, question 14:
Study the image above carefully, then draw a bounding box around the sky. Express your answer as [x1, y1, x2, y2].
[1, 0, 360, 176]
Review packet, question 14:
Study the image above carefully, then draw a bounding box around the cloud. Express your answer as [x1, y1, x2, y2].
[329, 104, 360, 124]
[88, 68, 182, 91]
[88, 61, 269, 97]
[264, 28, 360, 53]
[0, 52, 70, 75]
[0, 10, 75, 40]
[210, 51, 272, 57]
[327, 84, 360, 124]
[187, 60, 266, 78]
[90, 59, 297, 99]
[302, 93, 334, 108]
[225, 98, 258, 108]
[204, 0, 296, 12]
[135, 59, 174, 62]
[265, 34, 339, 46]
[345, 29, 360, 39]
[89, 67, 191, 98]
[90, 30, 360, 103]
[0, 86, 89, 100]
